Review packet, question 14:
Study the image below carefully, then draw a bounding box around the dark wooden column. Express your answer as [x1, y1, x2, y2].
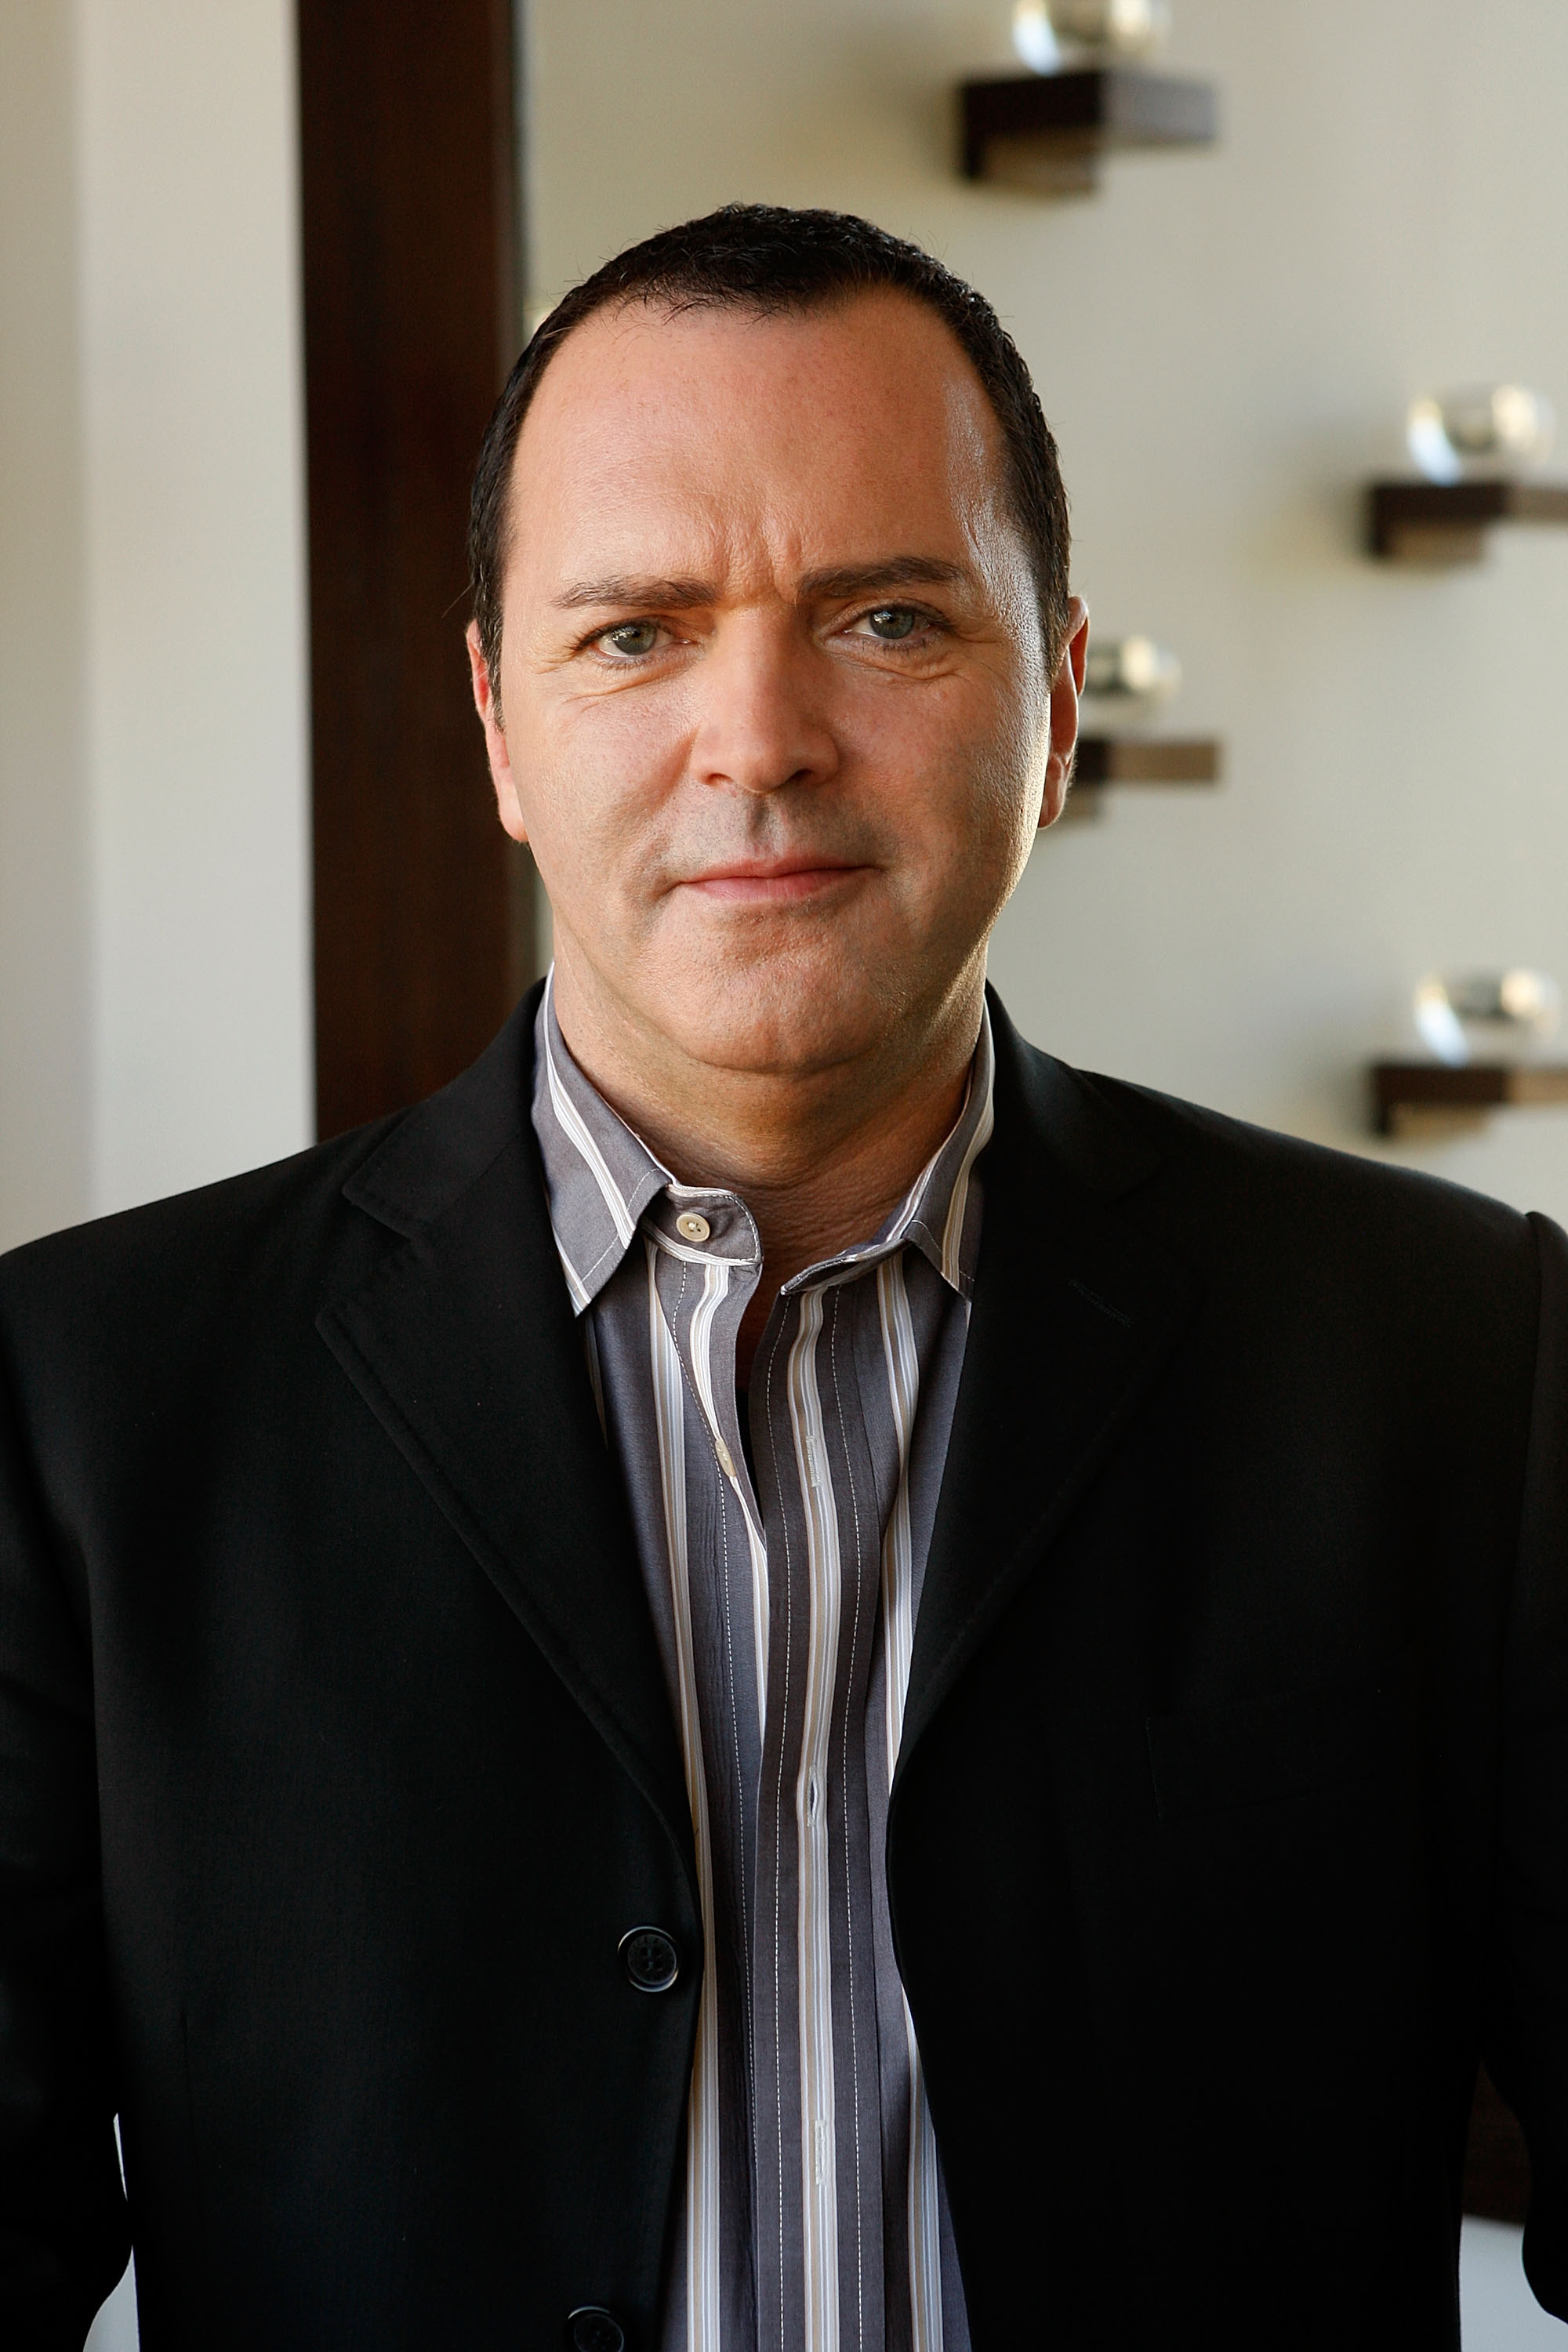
[298, 0, 532, 1139]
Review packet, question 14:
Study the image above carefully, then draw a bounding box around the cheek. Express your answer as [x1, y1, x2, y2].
[511, 688, 688, 862]
[843, 679, 1037, 847]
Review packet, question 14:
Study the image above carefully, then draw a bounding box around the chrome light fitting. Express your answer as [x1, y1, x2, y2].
[1012, 0, 1171, 71]
[1406, 387, 1556, 485]
[1083, 633, 1182, 704]
[1413, 971, 1561, 1068]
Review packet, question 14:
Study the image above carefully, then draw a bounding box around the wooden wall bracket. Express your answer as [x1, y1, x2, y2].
[1062, 735, 1222, 821]
[1075, 735, 1221, 784]
[1368, 479, 1568, 565]
[960, 67, 1218, 197]
[1372, 1060, 1568, 1138]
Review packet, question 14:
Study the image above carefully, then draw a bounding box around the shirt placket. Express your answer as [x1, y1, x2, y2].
[615, 1205, 760, 2352]
[748, 1263, 899, 2352]
[531, 982, 989, 2352]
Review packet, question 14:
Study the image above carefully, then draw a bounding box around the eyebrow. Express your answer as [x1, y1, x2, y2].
[797, 556, 970, 601]
[554, 575, 715, 612]
[552, 555, 971, 612]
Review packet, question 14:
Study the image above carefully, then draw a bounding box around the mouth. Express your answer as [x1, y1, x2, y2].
[679, 857, 870, 904]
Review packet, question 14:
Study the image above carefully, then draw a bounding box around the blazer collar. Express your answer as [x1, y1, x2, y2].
[896, 989, 1200, 1781]
[317, 984, 698, 1896]
[317, 982, 1197, 1851]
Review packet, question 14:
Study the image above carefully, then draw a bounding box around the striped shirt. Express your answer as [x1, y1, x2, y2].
[531, 977, 989, 2352]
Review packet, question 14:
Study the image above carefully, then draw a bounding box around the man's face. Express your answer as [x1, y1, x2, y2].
[470, 290, 1084, 1083]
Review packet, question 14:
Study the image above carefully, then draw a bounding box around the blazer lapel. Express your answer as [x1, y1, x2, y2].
[317, 993, 695, 1887]
[314, 989, 1192, 1862]
[898, 999, 1200, 1777]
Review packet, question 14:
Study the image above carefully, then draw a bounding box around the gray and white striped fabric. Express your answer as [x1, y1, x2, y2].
[532, 976, 989, 2352]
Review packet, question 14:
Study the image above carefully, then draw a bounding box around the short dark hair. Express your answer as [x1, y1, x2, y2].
[468, 204, 1072, 691]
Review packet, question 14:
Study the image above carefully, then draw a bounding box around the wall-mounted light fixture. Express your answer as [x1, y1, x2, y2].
[963, 4, 1218, 198]
[1062, 633, 1221, 821]
[1406, 387, 1555, 485]
[1368, 384, 1568, 563]
[1412, 969, 1561, 1066]
[1083, 633, 1183, 702]
[1372, 971, 1568, 1134]
[1012, 0, 1172, 70]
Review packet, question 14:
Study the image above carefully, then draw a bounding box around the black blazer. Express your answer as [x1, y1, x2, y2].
[2, 988, 1566, 2350]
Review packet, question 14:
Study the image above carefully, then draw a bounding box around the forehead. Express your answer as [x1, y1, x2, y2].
[503, 290, 1012, 589]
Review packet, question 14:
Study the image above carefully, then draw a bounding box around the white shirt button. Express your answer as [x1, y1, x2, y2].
[675, 1211, 711, 1243]
[714, 1437, 737, 1481]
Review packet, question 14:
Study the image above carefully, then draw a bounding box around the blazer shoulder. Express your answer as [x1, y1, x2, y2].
[1071, 1062, 1543, 1274]
[0, 984, 548, 1308]
[0, 1114, 404, 1339]
[0, 992, 543, 1392]
[989, 996, 1537, 1267]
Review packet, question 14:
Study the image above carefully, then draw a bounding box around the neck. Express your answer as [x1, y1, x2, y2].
[548, 954, 985, 1381]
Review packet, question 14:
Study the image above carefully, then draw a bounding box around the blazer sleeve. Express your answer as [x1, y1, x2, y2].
[1487, 1210, 1568, 2318]
[0, 1343, 130, 2347]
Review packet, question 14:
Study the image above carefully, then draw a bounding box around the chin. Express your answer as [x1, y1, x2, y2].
[654, 967, 895, 1080]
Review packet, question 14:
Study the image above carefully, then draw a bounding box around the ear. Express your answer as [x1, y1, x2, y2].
[1038, 594, 1091, 830]
[466, 620, 528, 845]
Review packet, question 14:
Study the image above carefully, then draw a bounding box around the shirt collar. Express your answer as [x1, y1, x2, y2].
[530, 968, 993, 1317]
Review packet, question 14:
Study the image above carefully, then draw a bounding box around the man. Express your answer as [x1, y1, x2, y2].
[1, 205, 1565, 2352]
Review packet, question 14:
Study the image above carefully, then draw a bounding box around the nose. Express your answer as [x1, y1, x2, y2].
[688, 616, 839, 799]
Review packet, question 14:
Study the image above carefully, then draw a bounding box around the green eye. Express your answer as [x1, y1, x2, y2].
[602, 622, 661, 658]
[866, 606, 919, 641]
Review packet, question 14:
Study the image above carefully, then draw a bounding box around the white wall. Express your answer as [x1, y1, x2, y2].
[0, 0, 92, 1247]
[76, 0, 311, 1218]
[0, 0, 310, 1260]
[1463, 2217, 1564, 2348]
[3, 0, 308, 2312]
[527, 0, 1568, 1229]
